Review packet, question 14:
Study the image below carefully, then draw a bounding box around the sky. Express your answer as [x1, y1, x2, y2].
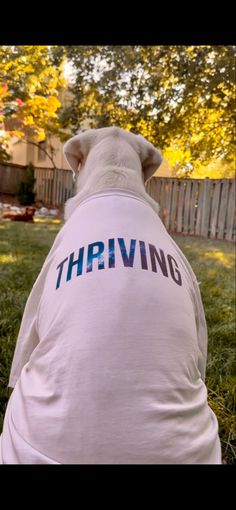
[63, 61, 76, 83]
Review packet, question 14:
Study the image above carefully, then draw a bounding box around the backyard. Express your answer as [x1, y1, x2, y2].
[0, 220, 235, 463]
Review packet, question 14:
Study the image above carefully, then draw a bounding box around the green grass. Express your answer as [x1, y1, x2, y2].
[0, 222, 235, 463]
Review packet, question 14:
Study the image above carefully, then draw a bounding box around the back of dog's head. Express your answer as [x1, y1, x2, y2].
[63, 126, 162, 185]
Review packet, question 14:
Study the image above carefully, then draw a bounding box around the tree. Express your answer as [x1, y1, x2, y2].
[0, 46, 66, 162]
[16, 162, 36, 205]
[61, 46, 235, 177]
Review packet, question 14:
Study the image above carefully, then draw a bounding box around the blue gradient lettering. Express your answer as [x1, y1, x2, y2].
[86, 241, 105, 273]
[118, 238, 136, 267]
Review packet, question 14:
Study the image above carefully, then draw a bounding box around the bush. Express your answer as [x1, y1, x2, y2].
[16, 162, 36, 205]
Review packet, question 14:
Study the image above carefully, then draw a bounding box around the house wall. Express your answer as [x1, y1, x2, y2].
[8, 139, 28, 166]
[9, 135, 71, 170]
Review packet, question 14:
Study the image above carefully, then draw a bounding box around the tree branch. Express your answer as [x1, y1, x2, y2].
[21, 139, 58, 170]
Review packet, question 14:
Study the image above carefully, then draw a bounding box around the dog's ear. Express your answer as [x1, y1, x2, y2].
[63, 136, 83, 174]
[142, 147, 163, 182]
[63, 130, 96, 176]
[136, 135, 163, 182]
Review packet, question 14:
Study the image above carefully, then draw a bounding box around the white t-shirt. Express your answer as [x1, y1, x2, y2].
[1, 190, 221, 464]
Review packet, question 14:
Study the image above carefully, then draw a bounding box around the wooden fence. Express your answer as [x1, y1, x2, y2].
[34, 167, 75, 207]
[146, 177, 235, 241]
[1, 162, 235, 241]
[0, 162, 26, 194]
[0, 164, 76, 205]
[33, 172, 236, 241]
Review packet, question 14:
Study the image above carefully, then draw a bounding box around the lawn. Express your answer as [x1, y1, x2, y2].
[0, 220, 235, 463]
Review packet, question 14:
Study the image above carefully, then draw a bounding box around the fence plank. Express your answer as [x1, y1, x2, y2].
[150, 178, 156, 200]
[183, 181, 191, 234]
[163, 179, 172, 230]
[151, 177, 159, 203]
[63, 171, 68, 203]
[195, 181, 204, 236]
[52, 168, 57, 206]
[210, 181, 221, 239]
[158, 179, 165, 222]
[189, 180, 198, 235]
[200, 179, 212, 237]
[225, 180, 235, 241]
[217, 180, 229, 239]
[145, 179, 151, 197]
[160, 178, 166, 222]
[146, 177, 157, 203]
[46, 169, 49, 204]
[169, 180, 179, 232]
[177, 181, 185, 233]
[56, 170, 60, 207]
[155, 176, 162, 203]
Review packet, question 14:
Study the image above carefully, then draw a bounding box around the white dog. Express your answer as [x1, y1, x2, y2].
[0, 127, 221, 464]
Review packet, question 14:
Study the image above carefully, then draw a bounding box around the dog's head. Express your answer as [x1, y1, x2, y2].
[25, 206, 36, 216]
[63, 126, 162, 185]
